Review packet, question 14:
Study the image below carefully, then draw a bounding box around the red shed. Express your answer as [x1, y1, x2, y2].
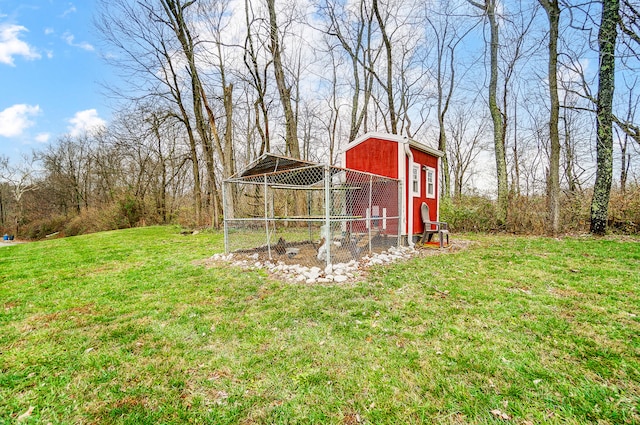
[341, 132, 444, 244]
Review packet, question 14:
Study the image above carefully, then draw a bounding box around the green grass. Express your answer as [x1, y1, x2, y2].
[1, 227, 639, 424]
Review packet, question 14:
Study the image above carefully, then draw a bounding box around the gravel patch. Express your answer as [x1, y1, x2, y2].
[202, 241, 472, 284]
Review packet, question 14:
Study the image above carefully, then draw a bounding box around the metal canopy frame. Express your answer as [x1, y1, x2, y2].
[223, 155, 403, 267]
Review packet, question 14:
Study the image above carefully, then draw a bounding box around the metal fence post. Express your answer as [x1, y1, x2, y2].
[324, 165, 331, 267]
[264, 175, 271, 260]
[368, 175, 373, 253]
[222, 179, 229, 253]
[397, 180, 403, 247]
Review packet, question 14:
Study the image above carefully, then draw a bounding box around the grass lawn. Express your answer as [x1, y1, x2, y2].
[1, 226, 639, 424]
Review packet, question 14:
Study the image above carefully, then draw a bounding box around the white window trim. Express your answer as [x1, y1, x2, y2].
[425, 166, 436, 199]
[411, 163, 421, 197]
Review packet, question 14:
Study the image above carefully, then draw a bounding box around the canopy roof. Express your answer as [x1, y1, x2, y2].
[239, 153, 318, 177]
[228, 153, 334, 187]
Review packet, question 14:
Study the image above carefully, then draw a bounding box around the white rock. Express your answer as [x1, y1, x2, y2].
[306, 278, 317, 284]
[249, 253, 259, 260]
[334, 275, 348, 283]
[317, 278, 331, 283]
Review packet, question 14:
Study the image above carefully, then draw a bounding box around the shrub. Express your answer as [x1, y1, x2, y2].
[506, 195, 548, 234]
[117, 195, 143, 228]
[20, 214, 68, 240]
[440, 196, 499, 232]
[63, 206, 119, 237]
[608, 185, 640, 234]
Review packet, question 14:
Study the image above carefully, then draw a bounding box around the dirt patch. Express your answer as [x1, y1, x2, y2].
[232, 235, 400, 268]
[0, 240, 27, 248]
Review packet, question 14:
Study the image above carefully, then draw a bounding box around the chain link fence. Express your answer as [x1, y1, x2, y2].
[223, 157, 402, 267]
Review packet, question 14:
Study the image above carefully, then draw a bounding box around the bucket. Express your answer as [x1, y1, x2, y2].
[9, 235, 14, 241]
[2, 234, 7, 241]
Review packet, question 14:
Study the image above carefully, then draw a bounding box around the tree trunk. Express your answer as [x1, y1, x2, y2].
[436, 43, 454, 198]
[618, 83, 636, 193]
[620, 135, 629, 193]
[372, 0, 397, 134]
[512, 99, 521, 197]
[160, 0, 218, 226]
[223, 83, 236, 221]
[0, 190, 4, 227]
[486, 0, 508, 226]
[244, 0, 270, 154]
[540, 0, 561, 235]
[181, 109, 203, 225]
[590, 0, 619, 235]
[266, 0, 300, 158]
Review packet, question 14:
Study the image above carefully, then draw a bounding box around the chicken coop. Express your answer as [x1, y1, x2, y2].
[223, 153, 402, 267]
[341, 132, 445, 240]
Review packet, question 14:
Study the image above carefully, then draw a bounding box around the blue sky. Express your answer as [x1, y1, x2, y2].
[0, 0, 111, 161]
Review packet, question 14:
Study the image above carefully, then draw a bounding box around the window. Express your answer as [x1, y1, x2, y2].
[425, 166, 436, 199]
[411, 164, 420, 197]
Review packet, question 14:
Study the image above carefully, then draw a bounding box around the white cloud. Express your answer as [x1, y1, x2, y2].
[68, 109, 106, 136]
[35, 133, 50, 143]
[62, 31, 94, 51]
[0, 104, 41, 137]
[44, 27, 55, 35]
[0, 24, 41, 66]
[61, 4, 77, 18]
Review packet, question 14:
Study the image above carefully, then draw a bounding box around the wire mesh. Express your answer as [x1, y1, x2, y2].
[224, 163, 402, 267]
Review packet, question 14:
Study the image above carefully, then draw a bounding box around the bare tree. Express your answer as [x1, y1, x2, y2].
[196, 0, 239, 222]
[0, 180, 8, 228]
[40, 134, 96, 215]
[0, 155, 39, 235]
[320, 0, 376, 142]
[539, 0, 561, 235]
[153, 0, 223, 226]
[613, 0, 640, 147]
[266, 0, 301, 158]
[243, 0, 273, 155]
[591, 0, 619, 235]
[110, 106, 190, 223]
[447, 106, 490, 198]
[559, 89, 589, 193]
[467, 0, 508, 226]
[372, 0, 397, 134]
[426, 2, 477, 198]
[617, 76, 638, 192]
[95, 0, 205, 224]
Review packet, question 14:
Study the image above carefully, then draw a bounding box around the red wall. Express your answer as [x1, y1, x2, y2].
[408, 148, 439, 234]
[344, 137, 398, 178]
[345, 137, 439, 236]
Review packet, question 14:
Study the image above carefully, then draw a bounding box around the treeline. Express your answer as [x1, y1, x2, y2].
[0, 115, 197, 238]
[1, 0, 639, 239]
